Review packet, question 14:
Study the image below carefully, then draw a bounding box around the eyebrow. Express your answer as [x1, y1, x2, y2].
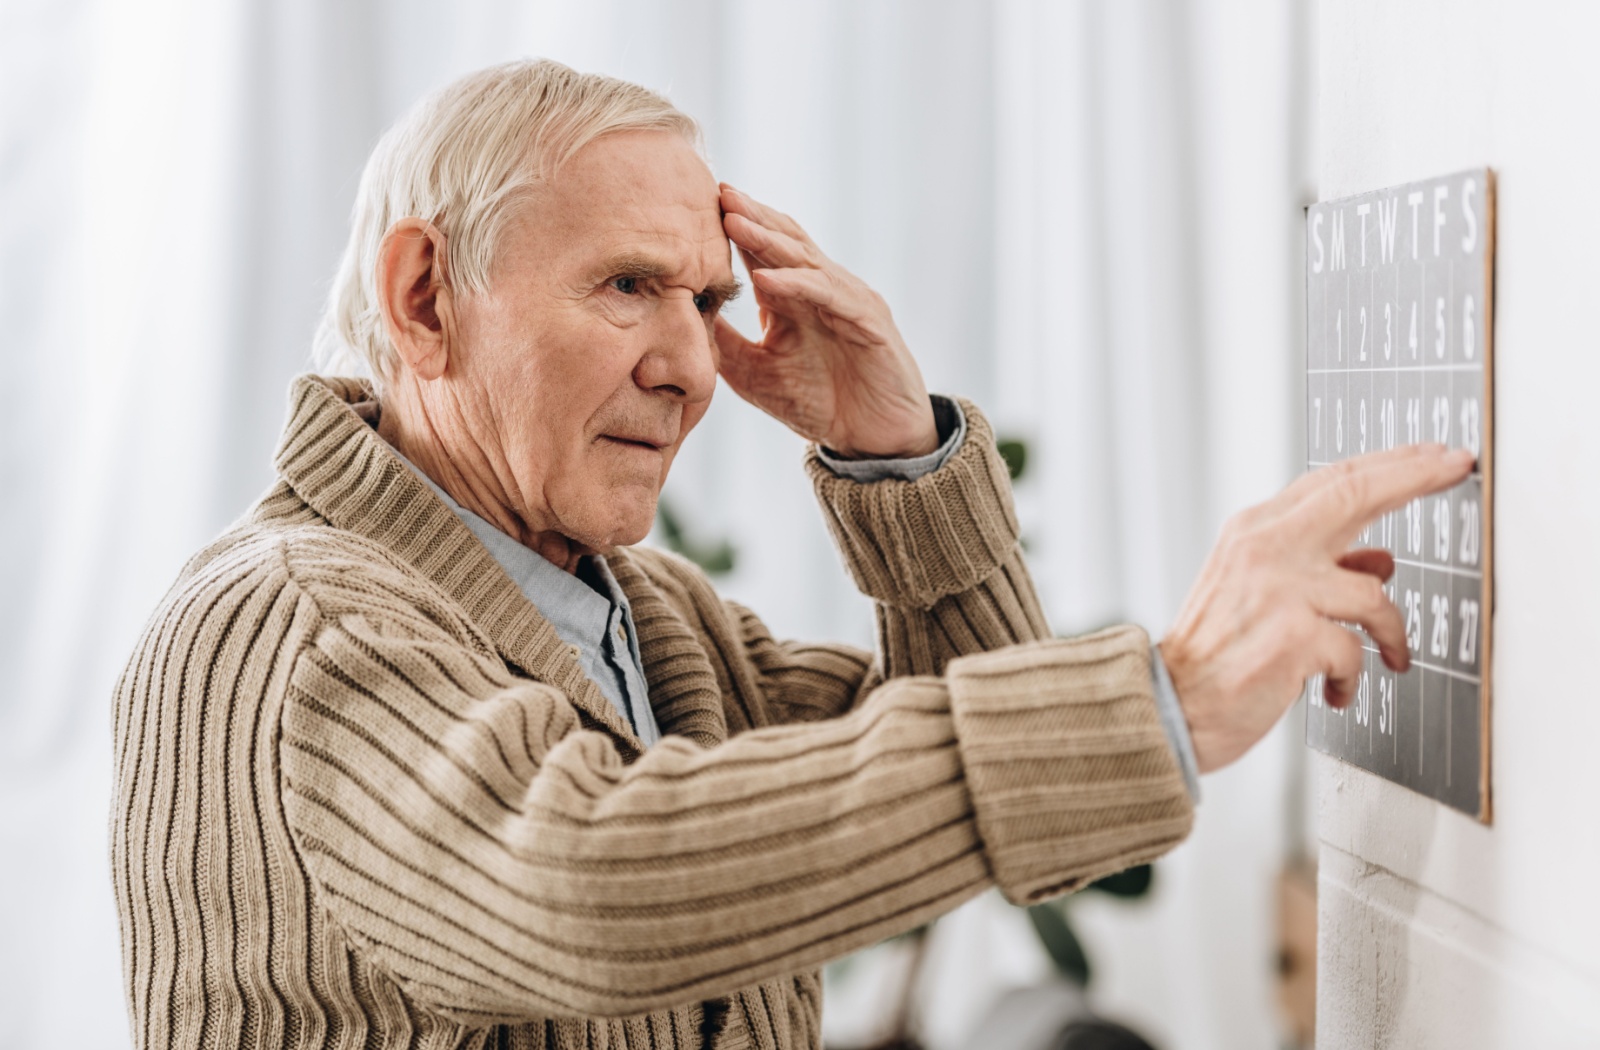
[596, 250, 743, 303]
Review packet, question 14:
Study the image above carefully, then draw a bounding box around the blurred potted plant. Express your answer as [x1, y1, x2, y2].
[654, 495, 737, 575]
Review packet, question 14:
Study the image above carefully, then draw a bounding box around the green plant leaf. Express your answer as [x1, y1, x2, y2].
[654, 497, 737, 575]
[1086, 863, 1153, 898]
[996, 438, 1029, 481]
[1025, 903, 1090, 986]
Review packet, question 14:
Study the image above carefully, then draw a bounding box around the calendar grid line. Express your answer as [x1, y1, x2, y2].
[1392, 557, 1482, 578]
[1307, 365, 1484, 374]
[1357, 644, 1481, 684]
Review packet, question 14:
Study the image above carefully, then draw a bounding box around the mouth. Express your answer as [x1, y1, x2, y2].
[599, 434, 671, 453]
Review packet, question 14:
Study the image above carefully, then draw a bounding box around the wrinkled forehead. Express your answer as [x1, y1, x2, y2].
[504, 130, 730, 283]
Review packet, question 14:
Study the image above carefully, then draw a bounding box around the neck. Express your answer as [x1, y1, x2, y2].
[376, 379, 592, 574]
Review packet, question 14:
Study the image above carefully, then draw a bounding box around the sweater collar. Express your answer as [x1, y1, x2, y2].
[271, 374, 650, 755]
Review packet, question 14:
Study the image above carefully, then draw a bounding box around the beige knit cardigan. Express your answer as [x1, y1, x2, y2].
[110, 375, 1194, 1050]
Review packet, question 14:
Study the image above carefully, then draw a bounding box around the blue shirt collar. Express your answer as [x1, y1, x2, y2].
[387, 452, 630, 662]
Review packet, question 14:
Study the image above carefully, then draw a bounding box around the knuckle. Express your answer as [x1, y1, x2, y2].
[1232, 527, 1280, 576]
[1219, 507, 1251, 542]
[1283, 614, 1316, 654]
[1359, 576, 1387, 614]
[1221, 508, 1267, 555]
[1332, 470, 1369, 516]
[1227, 505, 1262, 532]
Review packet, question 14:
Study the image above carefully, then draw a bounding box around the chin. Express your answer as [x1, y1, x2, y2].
[580, 489, 660, 550]
[604, 514, 656, 549]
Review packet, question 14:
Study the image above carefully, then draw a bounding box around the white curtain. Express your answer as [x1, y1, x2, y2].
[1, 2, 1310, 1048]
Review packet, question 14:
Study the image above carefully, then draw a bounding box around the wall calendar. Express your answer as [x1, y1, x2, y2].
[1303, 168, 1494, 822]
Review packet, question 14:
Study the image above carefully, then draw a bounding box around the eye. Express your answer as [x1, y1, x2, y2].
[611, 275, 639, 295]
[693, 292, 714, 313]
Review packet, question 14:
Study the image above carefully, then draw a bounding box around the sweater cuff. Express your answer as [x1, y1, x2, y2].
[814, 395, 966, 482]
[945, 625, 1195, 905]
[805, 397, 1019, 610]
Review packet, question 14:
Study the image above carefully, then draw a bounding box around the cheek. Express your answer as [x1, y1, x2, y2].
[487, 322, 634, 436]
[548, 319, 649, 408]
[658, 397, 713, 476]
[680, 395, 713, 438]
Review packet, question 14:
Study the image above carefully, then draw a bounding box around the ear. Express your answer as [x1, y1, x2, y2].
[377, 218, 454, 381]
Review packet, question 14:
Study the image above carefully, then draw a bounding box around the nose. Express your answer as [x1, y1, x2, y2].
[633, 295, 717, 405]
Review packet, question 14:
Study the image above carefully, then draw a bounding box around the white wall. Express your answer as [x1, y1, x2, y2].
[1315, 3, 1600, 1046]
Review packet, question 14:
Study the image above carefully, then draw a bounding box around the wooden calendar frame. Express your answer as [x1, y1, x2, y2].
[1303, 169, 1495, 823]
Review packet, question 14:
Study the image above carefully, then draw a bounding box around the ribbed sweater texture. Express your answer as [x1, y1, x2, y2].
[110, 375, 1194, 1050]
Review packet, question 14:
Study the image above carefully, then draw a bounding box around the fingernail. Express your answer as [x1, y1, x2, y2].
[1447, 448, 1476, 469]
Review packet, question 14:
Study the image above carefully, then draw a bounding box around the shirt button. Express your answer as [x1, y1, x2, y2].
[568, 644, 581, 660]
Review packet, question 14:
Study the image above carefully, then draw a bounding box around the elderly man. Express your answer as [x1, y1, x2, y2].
[111, 60, 1470, 1050]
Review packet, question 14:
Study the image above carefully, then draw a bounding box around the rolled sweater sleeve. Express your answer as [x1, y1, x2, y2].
[806, 397, 1022, 614]
[277, 552, 1194, 1025]
[805, 396, 1054, 690]
[807, 398, 1201, 801]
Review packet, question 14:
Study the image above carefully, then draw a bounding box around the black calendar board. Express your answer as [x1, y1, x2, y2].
[1303, 169, 1494, 823]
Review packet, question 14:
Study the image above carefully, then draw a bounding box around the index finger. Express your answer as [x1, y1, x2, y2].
[720, 185, 814, 245]
[724, 211, 816, 271]
[1260, 442, 1433, 522]
[1290, 443, 1475, 548]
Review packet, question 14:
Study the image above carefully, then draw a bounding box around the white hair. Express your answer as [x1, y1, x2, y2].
[312, 59, 701, 391]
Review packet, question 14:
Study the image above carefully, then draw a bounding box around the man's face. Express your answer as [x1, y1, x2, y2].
[447, 130, 737, 551]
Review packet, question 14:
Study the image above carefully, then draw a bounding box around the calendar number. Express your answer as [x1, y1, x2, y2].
[1459, 397, 1480, 457]
[1408, 300, 1419, 359]
[1463, 294, 1476, 360]
[1377, 674, 1395, 735]
[1459, 498, 1481, 566]
[1432, 395, 1450, 444]
[1359, 306, 1368, 362]
[1435, 296, 1447, 358]
[1405, 498, 1423, 555]
[1384, 302, 1393, 360]
[1381, 397, 1396, 450]
[1404, 588, 1423, 652]
[1458, 599, 1480, 665]
[1430, 593, 1451, 659]
[1359, 398, 1368, 453]
[1354, 671, 1371, 728]
[1406, 396, 1421, 443]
